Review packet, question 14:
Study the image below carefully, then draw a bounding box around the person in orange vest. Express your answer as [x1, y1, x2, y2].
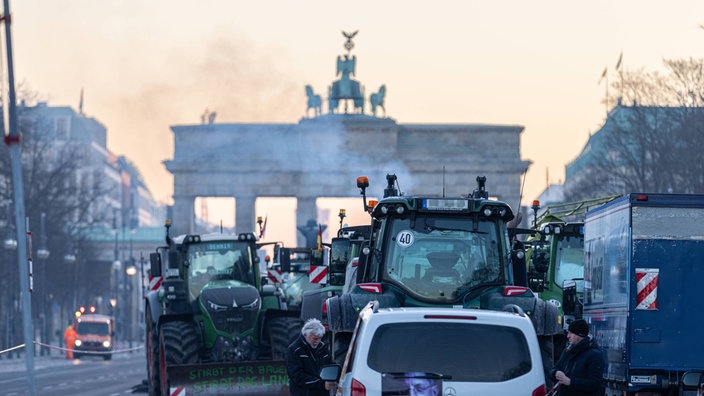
[63, 321, 77, 359]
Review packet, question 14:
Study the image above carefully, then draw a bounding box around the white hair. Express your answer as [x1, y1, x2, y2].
[301, 318, 325, 337]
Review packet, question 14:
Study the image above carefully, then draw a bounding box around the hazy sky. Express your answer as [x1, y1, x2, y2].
[9, 1, 704, 222]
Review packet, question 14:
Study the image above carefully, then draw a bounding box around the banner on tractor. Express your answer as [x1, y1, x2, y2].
[167, 360, 289, 395]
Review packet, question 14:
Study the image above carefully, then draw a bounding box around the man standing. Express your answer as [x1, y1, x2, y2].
[550, 319, 605, 396]
[286, 318, 335, 396]
[63, 321, 77, 359]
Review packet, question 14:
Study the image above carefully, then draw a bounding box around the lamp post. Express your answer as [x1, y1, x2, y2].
[36, 213, 50, 356]
[3, 205, 18, 359]
[125, 264, 136, 350]
[63, 235, 76, 319]
[112, 259, 121, 344]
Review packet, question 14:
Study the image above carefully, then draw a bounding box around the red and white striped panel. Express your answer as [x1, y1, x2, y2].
[636, 268, 658, 310]
[309, 266, 328, 284]
[149, 276, 163, 291]
[268, 269, 284, 284]
[170, 387, 186, 396]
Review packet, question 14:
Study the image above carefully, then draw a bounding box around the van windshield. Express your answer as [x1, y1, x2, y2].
[368, 322, 531, 382]
[76, 322, 110, 335]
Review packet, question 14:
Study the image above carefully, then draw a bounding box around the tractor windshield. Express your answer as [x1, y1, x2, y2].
[187, 241, 255, 296]
[382, 214, 505, 302]
[553, 234, 584, 289]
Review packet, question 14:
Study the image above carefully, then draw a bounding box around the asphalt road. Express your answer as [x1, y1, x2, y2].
[0, 351, 148, 396]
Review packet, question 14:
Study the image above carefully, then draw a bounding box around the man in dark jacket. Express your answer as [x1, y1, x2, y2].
[286, 318, 335, 396]
[550, 319, 605, 396]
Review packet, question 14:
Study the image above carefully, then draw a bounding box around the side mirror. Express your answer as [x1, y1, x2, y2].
[562, 280, 577, 316]
[681, 371, 703, 391]
[149, 252, 162, 277]
[280, 248, 291, 273]
[320, 364, 341, 382]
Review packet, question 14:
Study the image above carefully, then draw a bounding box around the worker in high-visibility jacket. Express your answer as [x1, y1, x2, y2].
[63, 322, 77, 359]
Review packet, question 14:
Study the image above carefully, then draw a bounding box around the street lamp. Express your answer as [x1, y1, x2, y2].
[36, 213, 50, 356]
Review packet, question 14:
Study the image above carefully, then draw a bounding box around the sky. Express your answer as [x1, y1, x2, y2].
[7, 1, 704, 243]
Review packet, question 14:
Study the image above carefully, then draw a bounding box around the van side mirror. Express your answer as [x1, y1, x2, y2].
[320, 364, 341, 381]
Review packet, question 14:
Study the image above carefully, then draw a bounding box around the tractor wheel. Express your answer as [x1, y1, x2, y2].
[158, 321, 199, 396]
[145, 308, 160, 396]
[539, 335, 556, 388]
[333, 331, 352, 366]
[269, 316, 302, 360]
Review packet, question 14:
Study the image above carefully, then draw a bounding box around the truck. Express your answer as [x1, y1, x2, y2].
[144, 221, 300, 396]
[325, 174, 563, 375]
[72, 313, 115, 360]
[581, 193, 704, 395]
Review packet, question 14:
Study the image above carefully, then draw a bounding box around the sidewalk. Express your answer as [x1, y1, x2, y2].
[0, 341, 144, 373]
[0, 352, 68, 374]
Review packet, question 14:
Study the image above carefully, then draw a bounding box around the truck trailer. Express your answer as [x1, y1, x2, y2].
[582, 193, 704, 395]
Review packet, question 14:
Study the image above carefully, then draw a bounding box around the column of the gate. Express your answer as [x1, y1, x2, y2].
[296, 196, 318, 247]
[171, 195, 195, 236]
[235, 195, 256, 234]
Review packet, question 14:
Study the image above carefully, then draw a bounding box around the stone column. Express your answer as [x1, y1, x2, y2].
[171, 195, 195, 236]
[296, 196, 318, 247]
[235, 195, 256, 234]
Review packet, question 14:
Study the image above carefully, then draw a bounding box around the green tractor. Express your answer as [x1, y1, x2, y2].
[300, 224, 371, 324]
[144, 221, 300, 396]
[514, 195, 620, 332]
[325, 175, 563, 377]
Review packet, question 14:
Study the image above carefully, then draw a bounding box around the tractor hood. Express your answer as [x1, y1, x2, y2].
[199, 282, 261, 336]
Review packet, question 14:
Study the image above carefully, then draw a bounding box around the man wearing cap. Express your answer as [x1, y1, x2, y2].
[549, 319, 605, 395]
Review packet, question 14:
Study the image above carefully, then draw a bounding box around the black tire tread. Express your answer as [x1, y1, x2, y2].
[269, 316, 302, 360]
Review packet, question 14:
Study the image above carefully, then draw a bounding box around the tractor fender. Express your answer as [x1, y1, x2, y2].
[145, 292, 162, 328]
[530, 298, 562, 336]
[301, 288, 336, 322]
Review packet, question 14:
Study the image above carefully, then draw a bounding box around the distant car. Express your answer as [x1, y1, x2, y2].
[321, 303, 546, 396]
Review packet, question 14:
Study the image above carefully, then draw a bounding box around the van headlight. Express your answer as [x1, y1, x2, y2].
[74, 340, 82, 347]
[102, 340, 111, 348]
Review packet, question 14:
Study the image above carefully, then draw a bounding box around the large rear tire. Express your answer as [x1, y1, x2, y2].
[145, 307, 160, 396]
[158, 321, 199, 396]
[539, 335, 556, 388]
[269, 316, 302, 360]
[333, 331, 352, 366]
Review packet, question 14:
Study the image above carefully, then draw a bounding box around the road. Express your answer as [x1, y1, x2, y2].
[0, 352, 147, 396]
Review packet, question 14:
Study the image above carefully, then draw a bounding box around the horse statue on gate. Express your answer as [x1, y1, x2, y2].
[305, 85, 322, 117]
[370, 85, 386, 117]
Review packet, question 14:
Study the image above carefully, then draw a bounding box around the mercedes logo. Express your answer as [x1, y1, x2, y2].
[444, 387, 457, 396]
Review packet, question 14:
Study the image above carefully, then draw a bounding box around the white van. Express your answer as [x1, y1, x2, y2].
[321, 304, 546, 396]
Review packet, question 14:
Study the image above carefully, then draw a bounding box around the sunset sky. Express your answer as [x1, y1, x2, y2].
[8, 1, 704, 243]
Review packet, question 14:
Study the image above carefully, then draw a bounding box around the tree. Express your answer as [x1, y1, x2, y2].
[565, 58, 704, 200]
[0, 101, 114, 350]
